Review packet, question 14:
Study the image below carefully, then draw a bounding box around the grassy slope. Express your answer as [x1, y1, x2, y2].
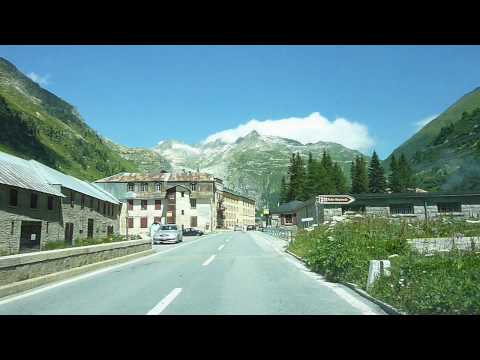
[387, 87, 480, 163]
[0, 57, 138, 181]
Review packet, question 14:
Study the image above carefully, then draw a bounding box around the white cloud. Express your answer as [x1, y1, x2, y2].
[414, 114, 438, 131]
[27, 72, 50, 86]
[203, 112, 375, 152]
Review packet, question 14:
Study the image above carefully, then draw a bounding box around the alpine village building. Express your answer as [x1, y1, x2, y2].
[0, 151, 121, 255]
[94, 171, 256, 237]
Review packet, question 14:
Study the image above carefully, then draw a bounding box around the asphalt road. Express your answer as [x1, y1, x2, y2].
[0, 231, 386, 315]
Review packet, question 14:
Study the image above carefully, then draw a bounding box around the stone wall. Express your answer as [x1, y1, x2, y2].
[59, 186, 120, 244]
[0, 184, 63, 255]
[0, 239, 151, 286]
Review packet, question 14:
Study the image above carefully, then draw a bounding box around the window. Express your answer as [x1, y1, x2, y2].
[284, 214, 293, 224]
[141, 200, 148, 210]
[46, 222, 49, 234]
[181, 210, 185, 215]
[30, 193, 38, 209]
[154, 216, 162, 224]
[127, 183, 134, 192]
[128, 199, 133, 210]
[103, 202, 106, 215]
[11, 221, 14, 235]
[181, 192, 185, 197]
[155, 200, 162, 210]
[128, 217, 134, 228]
[141, 183, 148, 192]
[190, 199, 197, 209]
[97, 199, 100, 212]
[437, 203, 462, 213]
[190, 216, 197, 227]
[9, 189, 18, 206]
[70, 191, 75, 208]
[161, 225, 177, 230]
[155, 183, 162, 192]
[48, 196, 54, 210]
[191, 183, 197, 191]
[81, 195, 85, 209]
[89, 197, 93, 209]
[389, 204, 414, 215]
[140, 217, 148, 228]
[169, 193, 175, 200]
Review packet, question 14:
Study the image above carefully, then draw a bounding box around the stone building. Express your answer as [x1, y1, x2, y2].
[0, 151, 121, 255]
[271, 192, 480, 230]
[221, 188, 256, 230]
[94, 171, 226, 236]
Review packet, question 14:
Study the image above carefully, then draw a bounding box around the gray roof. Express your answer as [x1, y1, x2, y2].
[271, 200, 306, 214]
[29, 160, 120, 204]
[0, 152, 65, 197]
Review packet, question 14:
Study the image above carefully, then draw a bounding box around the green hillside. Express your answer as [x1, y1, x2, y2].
[387, 87, 480, 162]
[0, 57, 138, 181]
[385, 87, 480, 191]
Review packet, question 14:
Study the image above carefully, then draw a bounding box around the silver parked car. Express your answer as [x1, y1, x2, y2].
[153, 224, 183, 244]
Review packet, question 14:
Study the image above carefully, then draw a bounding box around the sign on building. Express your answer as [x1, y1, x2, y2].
[316, 195, 355, 205]
[301, 217, 314, 222]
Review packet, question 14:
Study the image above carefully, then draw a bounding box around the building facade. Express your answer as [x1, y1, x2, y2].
[221, 188, 256, 229]
[95, 172, 257, 235]
[95, 171, 226, 236]
[0, 151, 121, 255]
[271, 192, 480, 230]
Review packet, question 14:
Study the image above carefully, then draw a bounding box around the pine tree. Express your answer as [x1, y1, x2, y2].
[352, 155, 369, 193]
[332, 162, 348, 194]
[320, 150, 336, 194]
[398, 153, 415, 191]
[350, 159, 356, 193]
[303, 152, 317, 199]
[295, 153, 307, 200]
[279, 176, 289, 204]
[388, 154, 401, 192]
[368, 150, 387, 193]
[286, 153, 296, 201]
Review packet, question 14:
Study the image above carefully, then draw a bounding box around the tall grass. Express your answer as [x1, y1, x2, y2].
[288, 217, 480, 314]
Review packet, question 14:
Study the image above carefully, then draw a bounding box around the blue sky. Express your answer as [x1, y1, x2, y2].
[1, 45, 480, 158]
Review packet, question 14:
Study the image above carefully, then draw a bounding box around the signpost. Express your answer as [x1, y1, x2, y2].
[315, 195, 356, 225]
[316, 195, 355, 205]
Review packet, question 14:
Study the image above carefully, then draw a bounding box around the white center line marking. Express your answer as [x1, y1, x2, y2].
[218, 244, 225, 251]
[202, 254, 216, 266]
[147, 288, 182, 315]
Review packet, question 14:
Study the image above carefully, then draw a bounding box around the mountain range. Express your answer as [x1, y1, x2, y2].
[1, 56, 480, 208]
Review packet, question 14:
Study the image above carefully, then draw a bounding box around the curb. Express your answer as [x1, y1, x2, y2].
[0, 249, 155, 299]
[340, 282, 406, 315]
[284, 248, 405, 315]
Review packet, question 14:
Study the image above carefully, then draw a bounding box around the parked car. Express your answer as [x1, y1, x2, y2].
[183, 228, 204, 236]
[234, 225, 243, 231]
[246, 225, 255, 231]
[153, 224, 183, 244]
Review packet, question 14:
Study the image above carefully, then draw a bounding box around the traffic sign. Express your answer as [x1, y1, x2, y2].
[316, 195, 355, 205]
[301, 217, 314, 222]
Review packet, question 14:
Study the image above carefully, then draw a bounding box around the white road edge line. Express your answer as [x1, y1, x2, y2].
[255, 232, 381, 315]
[202, 254, 216, 266]
[218, 244, 225, 251]
[0, 236, 208, 307]
[147, 288, 182, 315]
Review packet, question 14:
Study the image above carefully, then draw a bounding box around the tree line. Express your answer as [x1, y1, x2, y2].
[280, 150, 416, 204]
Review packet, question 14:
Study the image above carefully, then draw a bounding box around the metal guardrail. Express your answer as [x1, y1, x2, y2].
[263, 227, 295, 243]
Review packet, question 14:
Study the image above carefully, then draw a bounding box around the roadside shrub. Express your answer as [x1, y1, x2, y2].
[370, 251, 480, 314]
[43, 242, 71, 250]
[292, 218, 410, 286]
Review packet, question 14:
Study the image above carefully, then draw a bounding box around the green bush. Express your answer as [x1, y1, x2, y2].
[288, 217, 480, 314]
[371, 251, 480, 314]
[291, 218, 410, 286]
